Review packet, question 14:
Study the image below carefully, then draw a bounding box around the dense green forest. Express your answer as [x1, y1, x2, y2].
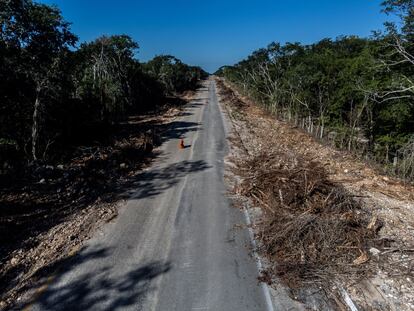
[216, 0, 414, 180]
[0, 0, 207, 169]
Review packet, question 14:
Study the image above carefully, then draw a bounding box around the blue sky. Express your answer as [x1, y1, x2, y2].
[40, 0, 392, 73]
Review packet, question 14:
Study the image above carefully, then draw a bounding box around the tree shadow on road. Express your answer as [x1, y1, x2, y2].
[0, 86, 208, 309]
[157, 121, 201, 143]
[20, 245, 171, 311]
[9, 158, 208, 310]
[122, 160, 210, 200]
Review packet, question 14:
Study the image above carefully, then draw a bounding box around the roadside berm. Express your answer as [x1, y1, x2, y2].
[217, 78, 414, 311]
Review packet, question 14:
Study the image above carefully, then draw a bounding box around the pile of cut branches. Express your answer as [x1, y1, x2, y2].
[238, 151, 380, 286]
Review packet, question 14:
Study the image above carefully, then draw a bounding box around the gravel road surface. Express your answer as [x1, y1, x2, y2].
[29, 79, 277, 311]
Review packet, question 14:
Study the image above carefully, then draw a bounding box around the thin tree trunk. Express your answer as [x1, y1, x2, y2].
[385, 144, 389, 163]
[32, 90, 41, 161]
[348, 134, 353, 152]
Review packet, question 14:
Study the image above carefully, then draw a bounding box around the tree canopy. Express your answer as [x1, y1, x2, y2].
[216, 2, 414, 180]
[0, 0, 207, 165]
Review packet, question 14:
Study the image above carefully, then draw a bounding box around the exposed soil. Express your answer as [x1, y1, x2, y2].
[0, 94, 195, 311]
[217, 78, 414, 311]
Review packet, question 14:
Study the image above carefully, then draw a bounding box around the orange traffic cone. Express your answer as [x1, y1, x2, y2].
[179, 139, 185, 149]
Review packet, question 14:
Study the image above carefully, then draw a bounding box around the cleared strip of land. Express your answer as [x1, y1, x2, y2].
[217, 78, 414, 311]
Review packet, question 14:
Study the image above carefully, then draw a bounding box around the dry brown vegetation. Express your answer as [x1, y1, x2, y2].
[239, 152, 379, 287]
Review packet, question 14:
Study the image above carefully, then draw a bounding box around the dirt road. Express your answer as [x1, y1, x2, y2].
[24, 79, 295, 311]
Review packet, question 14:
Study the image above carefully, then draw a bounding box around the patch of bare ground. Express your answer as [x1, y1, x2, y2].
[0, 95, 193, 311]
[216, 78, 414, 311]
